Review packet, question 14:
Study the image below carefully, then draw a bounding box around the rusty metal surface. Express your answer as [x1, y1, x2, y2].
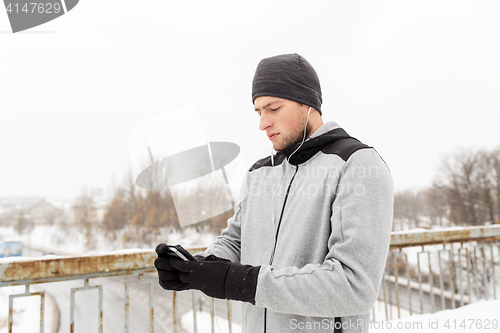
[0, 247, 208, 286]
[1, 251, 155, 285]
[8, 285, 45, 333]
[227, 299, 232, 333]
[173, 290, 178, 333]
[192, 290, 198, 333]
[70, 278, 102, 333]
[390, 225, 500, 248]
[3, 227, 497, 285]
[125, 273, 154, 333]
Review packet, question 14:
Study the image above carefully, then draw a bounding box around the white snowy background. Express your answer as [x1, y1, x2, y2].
[1, 0, 500, 332]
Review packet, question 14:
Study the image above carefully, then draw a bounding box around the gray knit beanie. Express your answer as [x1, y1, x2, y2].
[252, 53, 322, 115]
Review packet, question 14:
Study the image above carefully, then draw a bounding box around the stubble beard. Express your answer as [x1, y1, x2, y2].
[276, 114, 312, 151]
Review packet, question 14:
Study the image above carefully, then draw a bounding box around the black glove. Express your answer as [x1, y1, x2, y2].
[154, 243, 260, 304]
[193, 254, 206, 261]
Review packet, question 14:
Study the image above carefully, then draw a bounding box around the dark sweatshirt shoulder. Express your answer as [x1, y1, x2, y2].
[249, 127, 371, 172]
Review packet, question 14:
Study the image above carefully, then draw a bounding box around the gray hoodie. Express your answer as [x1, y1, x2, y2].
[201, 121, 394, 332]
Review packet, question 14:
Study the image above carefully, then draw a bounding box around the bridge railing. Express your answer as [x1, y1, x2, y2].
[380, 225, 500, 322]
[1, 225, 500, 332]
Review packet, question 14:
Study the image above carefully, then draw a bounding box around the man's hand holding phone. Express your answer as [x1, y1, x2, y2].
[154, 243, 261, 303]
[163, 244, 196, 261]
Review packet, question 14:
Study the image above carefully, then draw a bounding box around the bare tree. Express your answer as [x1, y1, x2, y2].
[393, 190, 424, 229]
[488, 147, 500, 224]
[432, 146, 500, 226]
[102, 187, 128, 241]
[437, 148, 483, 226]
[476, 149, 497, 224]
[422, 185, 448, 227]
[395, 146, 500, 228]
[15, 210, 31, 235]
[73, 189, 97, 249]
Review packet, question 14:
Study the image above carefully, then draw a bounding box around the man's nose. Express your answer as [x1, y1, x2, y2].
[259, 113, 272, 131]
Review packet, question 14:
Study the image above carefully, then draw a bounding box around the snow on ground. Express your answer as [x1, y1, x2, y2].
[0, 285, 59, 333]
[178, 300, 500, 333]
[371, 300, 411, 322]
[370, 300, 500, 333]
[0, 224, 219, 256]
[181, 310, 242, 333]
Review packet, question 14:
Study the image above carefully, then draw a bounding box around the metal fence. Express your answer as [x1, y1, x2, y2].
[379, 225, 500, 322]
[1, 225, 499, 332]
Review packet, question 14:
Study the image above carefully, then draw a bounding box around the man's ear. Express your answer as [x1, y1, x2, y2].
[310, 107, 320, 115]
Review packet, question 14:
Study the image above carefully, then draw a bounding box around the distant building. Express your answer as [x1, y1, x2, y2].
[0, 197, 72, 226]
[0, 194, 108, 227]
[69, 189, 107, 225]
[0, 197, 43, 225]
[27, 199, 64, 225]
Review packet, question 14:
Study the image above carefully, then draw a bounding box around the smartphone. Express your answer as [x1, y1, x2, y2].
[166, 245, 196, 261]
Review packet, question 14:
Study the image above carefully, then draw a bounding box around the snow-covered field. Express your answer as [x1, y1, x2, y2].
[0, 285, 59, 333]
[181, 309, 242, 333]
[371, 300, 500, 333]
[149, 299, 500, 333]
[0, 224, 219, 255]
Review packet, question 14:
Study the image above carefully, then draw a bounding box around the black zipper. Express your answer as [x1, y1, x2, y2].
[269, 164, 299, 264]
[264, 164, 299, 332]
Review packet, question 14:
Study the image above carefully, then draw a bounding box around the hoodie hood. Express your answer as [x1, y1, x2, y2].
[250, 121, 359, 171]
[275, 121, 353, 165]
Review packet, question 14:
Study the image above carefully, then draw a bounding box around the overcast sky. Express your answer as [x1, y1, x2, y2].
[1, 0, 499, 200]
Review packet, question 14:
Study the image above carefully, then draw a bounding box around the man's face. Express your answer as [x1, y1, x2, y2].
[254, 96, 312, 151]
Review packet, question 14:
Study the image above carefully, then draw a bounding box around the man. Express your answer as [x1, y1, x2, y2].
[155, 53, 394, 332]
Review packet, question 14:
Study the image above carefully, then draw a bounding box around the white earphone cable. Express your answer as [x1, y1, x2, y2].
[269, 107, 311, 263]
